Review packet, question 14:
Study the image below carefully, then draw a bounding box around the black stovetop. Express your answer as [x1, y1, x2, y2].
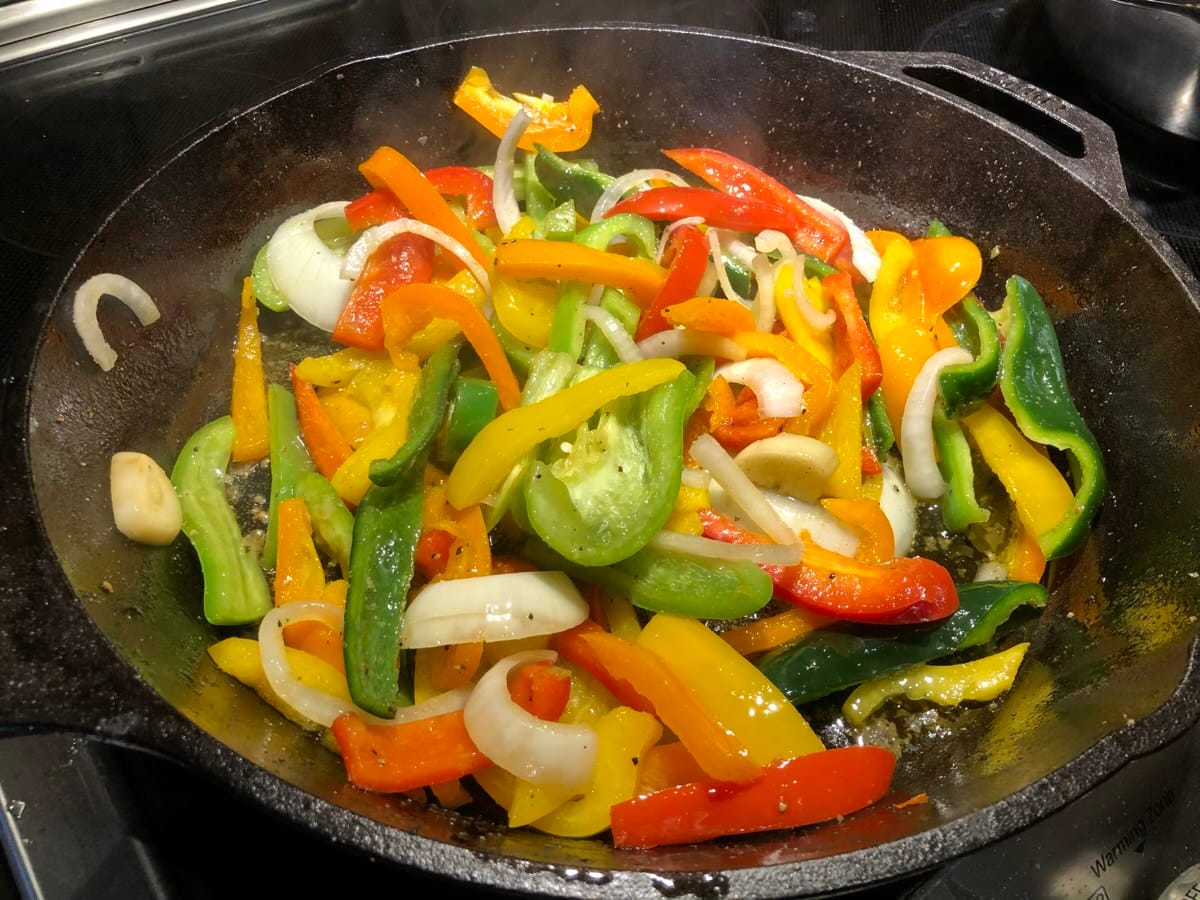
[1, 2, 1197, 899]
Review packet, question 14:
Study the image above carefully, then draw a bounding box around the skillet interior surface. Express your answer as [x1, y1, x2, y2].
[17, 24, 1200, 898]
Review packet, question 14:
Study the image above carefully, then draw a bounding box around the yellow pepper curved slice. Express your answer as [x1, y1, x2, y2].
[774, 264, 835, 370]
[445, 358, 684, 509]
[230, 278, 269, 462]
[495, 239, 666, 307]
[867, 232, 916, 342]
[492, 275, 557, 348]
[408, 269, 487, 359]
[818, 361, 864, 499]
[453, 65, 600, 153]
[330, 368, 418, 505]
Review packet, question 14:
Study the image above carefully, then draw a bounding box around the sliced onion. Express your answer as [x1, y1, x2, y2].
[650, 530, 804, 566]
[708, 482, 860, 557]
[402, 571, 588, 649]
[880, 459, 916, 557]
[637, 329, 746, 361]
[592, 168, 689, 223]
[581, 305, 642, 363]
[723, 236, 758, 269]
[690, 433, 796, 546]
[72, 273, 161, 371]
[680, 467, 711, 489]
[695, 257, 719, 298]
[755, 230, 835, 331]
[798, 194, 881, 282]
[494, 106, 532, 235]
[714, 358, 806, 419]
[750, 253, 776, 332]
[656, 216, 706, 264]
[901, 347, 973, 500]
[265, 201, 352, 332]
[707, 228, 745, 303]
[586, 283, 606, 306]
[463, 650, 598, 791]
[341, 218, 490, 296]
[974, 561, 1009, 582]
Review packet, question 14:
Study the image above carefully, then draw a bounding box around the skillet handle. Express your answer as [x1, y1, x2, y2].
[844, 51, 1130, 208]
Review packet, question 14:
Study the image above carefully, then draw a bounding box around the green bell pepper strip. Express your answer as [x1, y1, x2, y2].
[864, 389, 895, 457]
[933, 408, 989, 532]
[722, 255, 754, 300]
[491, 316, 535, 378]
[343, 451, 426, 717]
[803, 256, 838, 280]
[544, 199, 577, 241]
[523, 152, 556, 230]
[524, 367, 696, 566]
[549, 283, 588, 360]
[171, 416, 273, 626]
[576, 214, 658, 259]
[523, 538, 773, 620]
[926, 219, 953, 238]
[295, 470, 353, 577]
[263, 383, 316, 568]
[251, 244, 287, 312]
[580, 288, 643, 368]
[369, 343, 459, 486]
[534, 145, 615, 219]
[434, 376, 499, 469]
[939, 295, 1001, 418]
[756, 580, 1047, 706]
[997, 276, 1105, 560]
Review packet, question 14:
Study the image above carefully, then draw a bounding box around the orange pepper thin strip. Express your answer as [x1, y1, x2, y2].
[332, 710, 490, 793]
[230, 277, 269, 462]
[662, 296, 757, 335]
[732, 330, 835, 434]
[290, 366, 353, 479]
[452, 66, 600, 154]
[380, 283, 520, 411]
[358, 146, 493, 275]
[494, 239, 667, 307]
[721, 607, 836, 657]
[274, 498, 344, 671]
[822, 498, 896, 563]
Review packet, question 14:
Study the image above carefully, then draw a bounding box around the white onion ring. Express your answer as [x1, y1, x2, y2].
[494, 106, 532, 235]
[714, 358, 806, 419]
[463, 650, 598, 791]
[901, 347, 973, 499]
[689, 433, 797, 546]
[974, 561, 1009, 582]
[798, 194, 881, 282]
[581, 305, 643, 363]
[707, 482, 861, 558]
[72, 273, 161, 371]
[695, 257, 719, 299]
[650, 530, 804, 566]
[680, 467, 711, 490]
[265, 201, 352, 332]
[592, 168, 689, 223]
[341, 218, 490, 297]
[723, 237, 758, 269]
[754, 230, 835, 332]
[881, 459, 917, 557]
[636, 329, 746, 361]
[655, 216, 705, 265]
[707, 228, 745, 303]
[751, 253, 777, 333]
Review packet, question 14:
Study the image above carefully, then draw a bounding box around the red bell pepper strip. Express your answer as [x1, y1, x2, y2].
[634, 224, 708, 341]
[610, 745, 895, 849]
[425, 166, 498, 231]
[508, 661, 572, 722]
[332, 232, 435, 351]
[414, 527, 456, 580]
[699, 509, 957, 624]
[662, 147, 850, 263]
[332, 710, 490, 793]
[824, 271, 883, 404]
[344, 189, 405, 231]
[550, 620, 656, 714]
[605, 187, 800, 236]
[289, 366, 353, 480]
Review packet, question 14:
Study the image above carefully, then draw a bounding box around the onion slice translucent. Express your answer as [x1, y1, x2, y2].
[901, 347, 973, 500]
[637, 329, 746, 361]
[690, 433, 797, 546]
[650, 530, 804, 566]
[401, 571, 588, 649]
[494, 106, 532, 235]
[750, 253, 776, 333]
[72, 273, 161, 371]
[798, 194, 881, 282]
[880, 459, 917, 557]
[592, 168, 689, 223]
[707, 228, 745, 303]
[974, 560, 1009, 583]
[655, 216, 705, 264]
[680, 467, 711, 489]
[581, 305, 642, 363]
[342, 218, 491, 296]
[755, 230, 835, 331]
[714, 358, 806, 419]
[265, 201, 352, 332]
[463, 650, 598, 791]
[708, 482, 860, 558]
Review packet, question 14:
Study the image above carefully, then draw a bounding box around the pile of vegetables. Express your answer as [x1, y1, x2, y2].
[96, 65, 1104, 850]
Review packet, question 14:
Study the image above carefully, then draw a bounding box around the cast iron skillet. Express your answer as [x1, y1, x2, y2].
[2, 25, 1199, 899]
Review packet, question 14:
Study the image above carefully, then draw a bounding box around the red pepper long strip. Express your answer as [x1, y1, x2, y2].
[425, 166, 497, 231]
[550, 620, 656, 714]
[494, 239, 667, 307]
[359, 146, 494, 274]
[344, 189, 405, 231]
[332, 232, 435, 351]
[635, 224, 708, 341]
[662, 148, 850, 263]
[379, 283, 520, 411]
[824, 271, 883, 403]
[290, 366, 353, 480]
[606, 186, 800, 237]
[610, 746, 896, 849]
[699, 509, 957, 624]
[230, 277, 269, 462]
[332, 710, 490, 793]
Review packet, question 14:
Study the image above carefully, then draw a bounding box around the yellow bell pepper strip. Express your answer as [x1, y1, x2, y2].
[358, 146, 493, 275]
[293, 346, 390, 388]
[577, 630, 762, 783]
[445, 358, 684, 509]
[452, 65, 600, 153]
[638, 614, 825, 763]
[663, 483, 709, 536]
[720, 607, 836, 657]
[494, 239, 667, 307]
[380, 283, 521, 412]
[529, 707, 662, 838]
[429, 779, 473, 810]
[733, 330, 835, 436]
[822, 497, 895, 562]
[818, 361, 864, 499]
[842, 642, 1031, 727]
[610, 745, 896, 849]
[661, 296, 757, 335]
[912, 236, 983, 319]
[230, 277, 269, 462]
[472, 766, 517, 811]
[961, 402, 1076, 554]
[867, 232, 917, 342]
[601, 595, 642, 641]
[1000, 521, 1048, 583]
[329, 368, 417, 506]
[208, 637, 350, 731]
[291, 366, 353, 480]
[273, 498, 341, 669]
[407, 268, 487, 360]
[774, 264, 835, 370]
[492, 275, 557, 348]
[636, 742, 710, 795]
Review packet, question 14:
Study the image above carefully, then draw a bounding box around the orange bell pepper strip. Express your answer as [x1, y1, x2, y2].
[508, 661, 572, 722]
[494, 239, 667, 307]
[913, 236, 982, 319]
[1002, 521, 1048, 584]
[720, 607, 836, 657]
[332, 710, 490, 793]
[230, 277, 269, 462]
[732, 330, 836, 435]
[635, 742, 710, 795]
[610, 746, 896, 849]
[379, 283, 520, 411]
[823, 497, 896, 563]
[427, 641, 484, 692]
[452, 65, 600, 153]
[818, 361, 865, 500]
[824, 272, 883, 404]
[550, 620, 656, 715]
[290, 366, 353, 480]
[878, 322, 939, 440]
[662, 296, 757, 335]
[577, 630, 762, 783]
[274, 498, 344, 671]
[358, 146, 493, 274]
[333, 232, 436, 352]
